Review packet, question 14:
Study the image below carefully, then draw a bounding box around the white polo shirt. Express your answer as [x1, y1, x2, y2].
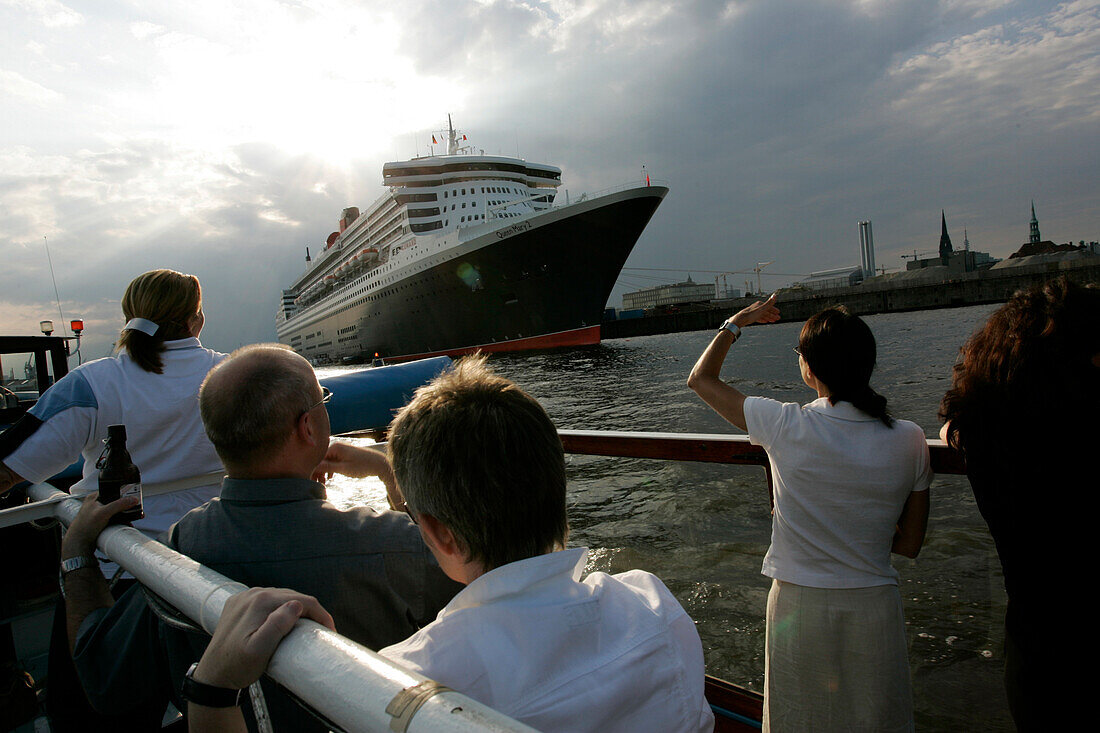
[381, 547, 714, 733]
[743, 397, 933, 589]
[5, 339, 226, 573]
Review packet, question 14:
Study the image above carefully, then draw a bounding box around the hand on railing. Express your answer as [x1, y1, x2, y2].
[196, 587, 336, 692]
[61, 491, 140, 561]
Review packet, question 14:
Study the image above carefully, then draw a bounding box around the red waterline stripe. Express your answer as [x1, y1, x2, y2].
[382, 325, 602, 363]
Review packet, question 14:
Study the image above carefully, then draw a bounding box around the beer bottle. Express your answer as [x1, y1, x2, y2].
[96, 424, 144, 524]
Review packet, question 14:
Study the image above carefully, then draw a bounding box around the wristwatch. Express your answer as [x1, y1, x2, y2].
[58, 555, 98, 599]
[720, 320, 741, 340]
[181, 662, 245, 708]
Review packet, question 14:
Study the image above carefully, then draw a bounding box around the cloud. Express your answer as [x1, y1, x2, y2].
[0, 68, 62, 105]
[0, 138, 361, 354]
[3, 0, 82, 28]
[888, 0, 1100, 130]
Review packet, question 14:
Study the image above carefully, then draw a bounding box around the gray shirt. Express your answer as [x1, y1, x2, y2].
[73, 476, 462, 730]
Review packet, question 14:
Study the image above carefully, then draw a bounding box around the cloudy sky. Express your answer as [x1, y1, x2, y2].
[2, 0, 1098, 359]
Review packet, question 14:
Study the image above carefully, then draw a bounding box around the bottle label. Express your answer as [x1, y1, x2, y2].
[121, 482, 143, 505]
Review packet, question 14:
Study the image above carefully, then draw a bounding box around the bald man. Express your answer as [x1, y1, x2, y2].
[61, 344, 461, 732]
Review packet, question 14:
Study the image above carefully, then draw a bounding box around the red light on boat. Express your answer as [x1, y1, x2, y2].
[70, 319, 84, 334]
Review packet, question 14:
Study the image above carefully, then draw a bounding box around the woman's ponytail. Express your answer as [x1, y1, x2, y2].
[839, 384, 892, 427]
[116, 270, 202, 374]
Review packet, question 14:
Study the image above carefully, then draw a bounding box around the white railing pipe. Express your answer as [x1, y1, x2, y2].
[0, 471, 224, 531]
[28, 484, 536, 733]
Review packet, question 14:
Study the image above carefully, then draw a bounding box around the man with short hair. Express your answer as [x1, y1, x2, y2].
[61, 344, 460, 731]
[180, 356, 715, 732]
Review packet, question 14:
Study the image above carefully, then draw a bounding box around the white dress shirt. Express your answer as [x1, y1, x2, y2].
[381, 547, 714, 733]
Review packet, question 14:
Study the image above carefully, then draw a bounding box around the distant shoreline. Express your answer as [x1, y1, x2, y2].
[603, 256, 1100, 339]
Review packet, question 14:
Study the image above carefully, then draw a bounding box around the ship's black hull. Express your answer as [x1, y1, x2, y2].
[280, 187, 667, 362]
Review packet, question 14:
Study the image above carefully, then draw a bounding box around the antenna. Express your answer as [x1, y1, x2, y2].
[43, 235, 68, 336]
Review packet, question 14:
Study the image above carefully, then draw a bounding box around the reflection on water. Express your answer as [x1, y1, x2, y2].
[324, 303, 1010, 732]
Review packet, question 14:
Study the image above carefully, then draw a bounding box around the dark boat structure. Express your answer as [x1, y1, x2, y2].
[276, 118, 668, 363]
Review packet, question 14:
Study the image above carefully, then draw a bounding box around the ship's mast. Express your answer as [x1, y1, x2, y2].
[447, 114, 458, 155]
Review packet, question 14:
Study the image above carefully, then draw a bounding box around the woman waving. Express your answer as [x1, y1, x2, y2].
[689, 295, 931, 733]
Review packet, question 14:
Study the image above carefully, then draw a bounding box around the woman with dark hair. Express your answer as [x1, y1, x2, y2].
[689, 295, 931, 732]
[940, 277, 1100, 730]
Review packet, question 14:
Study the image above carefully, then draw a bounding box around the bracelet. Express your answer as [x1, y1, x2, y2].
[720, 320, 741, 340]
[180, 662, 245, 708]
[58, 555, 99, 599]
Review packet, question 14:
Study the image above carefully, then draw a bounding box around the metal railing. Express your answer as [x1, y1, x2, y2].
[7, 430, 965, 731]
[27, 483, 535, 733]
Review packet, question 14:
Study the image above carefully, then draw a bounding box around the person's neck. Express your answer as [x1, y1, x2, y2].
[223, 459, 314, 482]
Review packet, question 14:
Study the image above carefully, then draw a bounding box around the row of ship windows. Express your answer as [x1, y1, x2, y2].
[443, 185, 522, 198]
[329, 251, 457, 319]
[412, 211, 524, 232]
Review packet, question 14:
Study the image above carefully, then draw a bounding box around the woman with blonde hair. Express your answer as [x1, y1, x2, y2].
[2, 269, 225, 535]
[0, 269, 226, 730]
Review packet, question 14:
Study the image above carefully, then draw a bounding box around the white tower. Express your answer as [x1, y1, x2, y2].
[858, 221, 876, 278]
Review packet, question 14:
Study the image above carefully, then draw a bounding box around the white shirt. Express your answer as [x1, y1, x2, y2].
[381, 547, 714, 733]
[5, 338, 226, 574]
[744, 397, 933, 589]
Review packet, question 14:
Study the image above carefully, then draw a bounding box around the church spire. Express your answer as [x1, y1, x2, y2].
[1029, 200, 1041, 244]
[939, 209, 953, 263]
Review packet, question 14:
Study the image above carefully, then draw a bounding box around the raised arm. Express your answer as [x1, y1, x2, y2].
[687, 294, 780, 431]
[312, 441, 404, 511]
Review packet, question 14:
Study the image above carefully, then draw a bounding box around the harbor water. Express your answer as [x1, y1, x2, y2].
[320, 303, 1011, 732]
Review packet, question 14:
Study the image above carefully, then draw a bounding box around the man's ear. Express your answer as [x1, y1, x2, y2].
[416, 513, 465, 562]
[297, 410, 321, 447]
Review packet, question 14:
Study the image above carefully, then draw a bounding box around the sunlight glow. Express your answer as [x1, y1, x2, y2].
[117, 2, 462, 163]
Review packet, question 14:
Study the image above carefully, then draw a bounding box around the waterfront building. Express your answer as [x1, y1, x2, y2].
[621, 277, 715, 310]
[798, 266, 864, 290]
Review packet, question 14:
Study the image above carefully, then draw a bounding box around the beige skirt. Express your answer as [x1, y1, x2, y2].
[763, 579, 914, 733]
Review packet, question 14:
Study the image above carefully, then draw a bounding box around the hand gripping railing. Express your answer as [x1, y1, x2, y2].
[28, 484, 535, 733]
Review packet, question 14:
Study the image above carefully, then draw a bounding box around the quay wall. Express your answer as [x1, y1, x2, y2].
[602, 257, 1100, 340]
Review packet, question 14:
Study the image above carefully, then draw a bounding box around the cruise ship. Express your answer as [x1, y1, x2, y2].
[275, 119, 668, 363]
